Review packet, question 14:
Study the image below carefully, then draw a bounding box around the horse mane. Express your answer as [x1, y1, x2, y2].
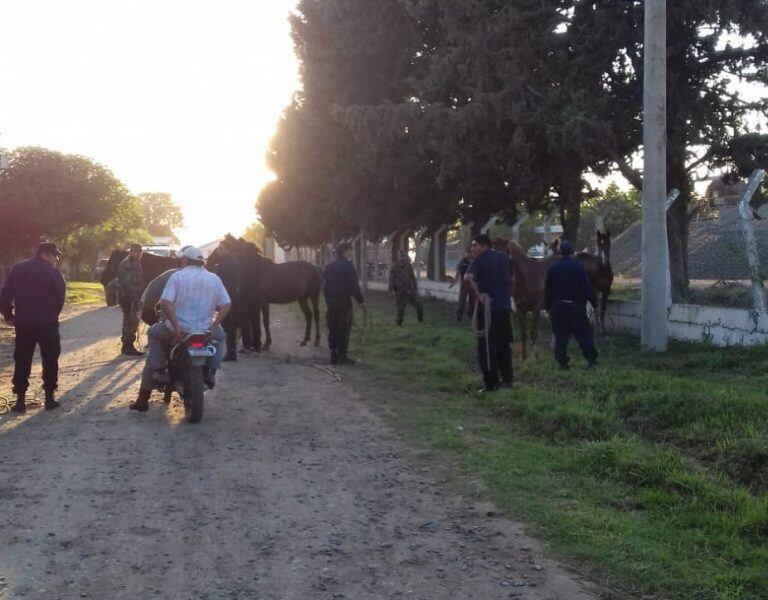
[236, 237, 263, 257]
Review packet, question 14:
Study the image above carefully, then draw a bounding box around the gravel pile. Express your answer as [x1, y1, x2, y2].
[611, 209, 768, 280]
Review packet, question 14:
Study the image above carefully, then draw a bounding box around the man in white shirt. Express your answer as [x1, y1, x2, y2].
[130, 246, 231, 412]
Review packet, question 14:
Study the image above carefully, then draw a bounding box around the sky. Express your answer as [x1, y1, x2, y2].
[0, 0, 300, 246]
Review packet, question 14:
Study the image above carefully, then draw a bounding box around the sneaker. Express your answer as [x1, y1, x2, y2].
[121, 345, 144, 356]
[222, 351, 237, 362]
[203, 368, 216, 390]
[337, 355, 356, 365]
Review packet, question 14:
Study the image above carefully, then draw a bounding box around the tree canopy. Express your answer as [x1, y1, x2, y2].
[0, 146, 136, 260]
[259, 0, 768, 294]
[138, 192, 183, 241]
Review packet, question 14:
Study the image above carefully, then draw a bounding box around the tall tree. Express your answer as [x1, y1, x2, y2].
[138, 192, 183, 241]
[589, 0, 768, 295]
[0, 146, 133, 260]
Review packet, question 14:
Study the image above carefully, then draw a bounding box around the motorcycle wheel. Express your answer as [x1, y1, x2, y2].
[185, 366, 205, 423]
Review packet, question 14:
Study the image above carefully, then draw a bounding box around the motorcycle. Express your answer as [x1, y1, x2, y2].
[160, 332, 216, 423]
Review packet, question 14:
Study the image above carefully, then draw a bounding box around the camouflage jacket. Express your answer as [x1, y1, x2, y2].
[117, 257, 145, 305]
[389, 260, 417, 293]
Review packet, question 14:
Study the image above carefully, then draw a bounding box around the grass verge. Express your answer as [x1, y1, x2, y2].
[344, 292, 768, 599]
[66, 281, 105, 306]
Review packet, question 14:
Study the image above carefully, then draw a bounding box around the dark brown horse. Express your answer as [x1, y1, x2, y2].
[99, 249, 179, 306]
[576, 230, 614, 331]
[208, 235, 324, 349]
[548, 232, 614, 331]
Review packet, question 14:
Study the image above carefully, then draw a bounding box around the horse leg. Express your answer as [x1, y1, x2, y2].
[298, 297, 312, 346]
[530, 307, 541, 356]
[600, 290, 609, 334]
[311, 293, 321, 346]
[261, 304, 271, 351]
[517, 310, 527, 360]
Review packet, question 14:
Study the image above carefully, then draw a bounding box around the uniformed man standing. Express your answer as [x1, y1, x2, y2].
[0, 241, 66, 412]
[464, 234, 513, 392]
[544, 240, 598, 369]
[388, 250, 423, 326]
[117, 243, 145, 356]
[323, 242, 364, 365]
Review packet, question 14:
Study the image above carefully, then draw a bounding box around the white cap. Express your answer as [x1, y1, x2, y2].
[179, 245, 204, 261]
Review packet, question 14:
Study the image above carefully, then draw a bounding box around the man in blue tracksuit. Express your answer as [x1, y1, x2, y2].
[544, 240, 598, 369]
[323, 242, 364, 365]
[464, 234, 513, 392]
[0, 242, 66, 412]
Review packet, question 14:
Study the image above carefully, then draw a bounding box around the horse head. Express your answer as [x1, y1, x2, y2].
[491, 236, 510, 254]
[100, 248, 127, 287]
[596, 230, 612, 266]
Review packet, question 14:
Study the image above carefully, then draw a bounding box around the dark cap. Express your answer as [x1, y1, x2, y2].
[559, 240, 574, 256]
[129, 243, 143, 252]
[335, 242, 350, 254]
[37, 242, 62, 257]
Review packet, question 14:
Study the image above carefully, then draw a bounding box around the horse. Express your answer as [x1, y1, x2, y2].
[548, 232, 614, 331]
[99, 249, 179, 306]
[208, 235, 324, 349]
[491, 238, 555, 359]
[575, 230, 614, 331]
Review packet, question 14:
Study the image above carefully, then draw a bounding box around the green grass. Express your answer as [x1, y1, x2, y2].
[345, 292, 768, 599]
[65, 281, 105, 306]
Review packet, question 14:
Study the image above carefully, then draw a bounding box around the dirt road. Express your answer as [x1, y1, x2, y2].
[0, 306, 595, 599]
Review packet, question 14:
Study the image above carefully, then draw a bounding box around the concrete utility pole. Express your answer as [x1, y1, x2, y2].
[641, 0, 669, 351]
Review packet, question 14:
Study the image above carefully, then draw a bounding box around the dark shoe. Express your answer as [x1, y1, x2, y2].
[477, 386, 498, 394]
[396, 320, 403, 326]
[129, 388, 152, 412]
[44, 390, 60, 410]
[337, 355, 356, 365]
[223, 351, 237, 362]
[203, 367, 216, 390]
[121, 345, 144, 356]
[329, 351, 339, 365]
[11, 394, 26, 413]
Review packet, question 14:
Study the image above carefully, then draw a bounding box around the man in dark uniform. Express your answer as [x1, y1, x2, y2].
[388, 250, 423, 326]
[323, 242, 364, 365]
[0, 241, 66, 412]
[544, 240, 598, 370]
[117, 242, 145, 356]
[454, 247, 474, 321]
[215, 239, 241, 361]
[464, 234, 513, 392]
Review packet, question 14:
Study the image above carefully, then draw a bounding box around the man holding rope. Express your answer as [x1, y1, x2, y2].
[464, 234, 513, 393]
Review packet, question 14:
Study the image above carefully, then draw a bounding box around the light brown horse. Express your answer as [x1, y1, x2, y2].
[491, 238, 555, 359]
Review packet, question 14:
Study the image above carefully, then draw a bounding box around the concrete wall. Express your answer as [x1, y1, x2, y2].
[604, 300, 768, 347]
[366, 280, 768, 347]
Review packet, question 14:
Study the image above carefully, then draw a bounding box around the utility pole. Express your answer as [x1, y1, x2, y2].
[641, 0, 669, 351]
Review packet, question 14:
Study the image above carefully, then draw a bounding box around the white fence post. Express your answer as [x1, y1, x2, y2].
[738, 169, 767, 319]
